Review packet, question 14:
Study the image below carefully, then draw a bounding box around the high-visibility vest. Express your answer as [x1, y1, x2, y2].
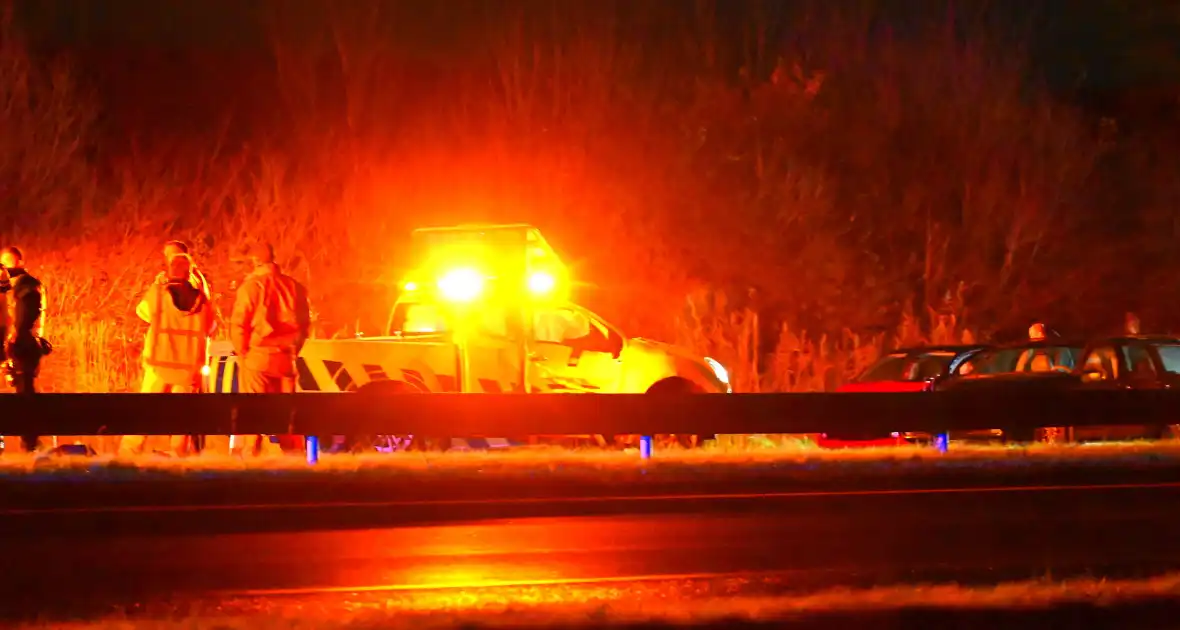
[141, 283, 213, 383]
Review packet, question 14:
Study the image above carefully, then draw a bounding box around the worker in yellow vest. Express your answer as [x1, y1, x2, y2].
[119, 254, 216, 456]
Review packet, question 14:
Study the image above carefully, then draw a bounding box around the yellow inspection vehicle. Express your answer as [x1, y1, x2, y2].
[205, 224, 731, 451]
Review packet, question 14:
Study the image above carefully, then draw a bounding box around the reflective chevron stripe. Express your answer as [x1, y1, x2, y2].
[211, 355, 238, 393]
[205, 354, 519, 394]
[447, 437, 523, 450]
[295, 357, 319, 391]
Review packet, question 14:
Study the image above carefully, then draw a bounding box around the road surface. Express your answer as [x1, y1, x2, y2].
[6, 482, 1180, 621]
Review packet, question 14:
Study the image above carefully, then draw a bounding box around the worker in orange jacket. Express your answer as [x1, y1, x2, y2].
[229, 242, 310, 456]
[120, 253, 215, 456]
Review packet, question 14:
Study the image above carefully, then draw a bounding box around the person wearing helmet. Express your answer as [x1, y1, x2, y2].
[1022, 322, 1059, 372]
[1028, 322, 1047, 342]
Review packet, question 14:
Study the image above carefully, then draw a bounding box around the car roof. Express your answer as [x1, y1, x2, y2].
[985, 338, 1089, 350]
[1091, 335, 1180, 345]
[889, 344, 989, 356]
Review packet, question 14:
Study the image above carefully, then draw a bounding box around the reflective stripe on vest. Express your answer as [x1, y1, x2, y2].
[145, 285, 207, 372]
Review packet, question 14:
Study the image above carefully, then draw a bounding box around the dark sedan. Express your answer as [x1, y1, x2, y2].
[936, 335, 1180, 442]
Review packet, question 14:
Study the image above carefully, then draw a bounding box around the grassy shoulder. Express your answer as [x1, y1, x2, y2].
[3, 440, 1180, 507]
[20, 572, 1180, 629]
[4, 439, 1180, 480]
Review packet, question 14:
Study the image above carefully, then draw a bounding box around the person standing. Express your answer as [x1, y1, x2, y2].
[159, 240, 220, 453]
[0, 247, 48, 453]
[120, 253, 215, 457]
[229, 242, 310, 456]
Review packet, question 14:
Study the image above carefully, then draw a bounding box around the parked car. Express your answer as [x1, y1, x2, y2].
[936, 335, 1180, 442]
[818, 345, 988, 448]
[838, 345, 989, 393]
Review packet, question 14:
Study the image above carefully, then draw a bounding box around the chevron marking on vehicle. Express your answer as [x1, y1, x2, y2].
[214, 355, 238, 393]
[449, 437, 524, 450]
[400, 368, 430, 392]
[295, 357, 320, 391]
[362, 364, 390, 383]
[435, 373, 457, 392]
[547, 375, 599, 391]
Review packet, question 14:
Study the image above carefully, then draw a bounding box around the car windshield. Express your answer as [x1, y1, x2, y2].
[856, 351, 957, 382]
[857, 355, 908, 382]
[960, 345, 1083, 375]
[1153, 344, 1180, 373]
[388, 302, 511, 337]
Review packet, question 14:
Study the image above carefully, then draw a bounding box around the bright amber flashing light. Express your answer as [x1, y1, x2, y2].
[404, 281, 418, 292]
[527, 271, 556, 295]
[437, 268, 484, 302]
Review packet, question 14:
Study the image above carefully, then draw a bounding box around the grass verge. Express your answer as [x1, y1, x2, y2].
[19, 572, 1180, 629]
[3, 441, 1180, 510]
[5, 440, 1180, 481]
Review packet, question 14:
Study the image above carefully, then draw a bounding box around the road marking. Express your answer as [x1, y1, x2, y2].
[4, 481, 1180, 516]
[225, 570, 759, 597]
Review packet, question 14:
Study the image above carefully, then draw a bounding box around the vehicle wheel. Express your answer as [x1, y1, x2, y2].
[1002, 426, 1038, 445]
[355, 380, 447, 452]
[644, 377, 714, 448]
[601, 434, 637, 450]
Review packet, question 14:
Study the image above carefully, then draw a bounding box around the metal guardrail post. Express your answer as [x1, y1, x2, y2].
[640, 435, 652, 459]
[934, 432, 949, 453]
[306, 435, 319, 465]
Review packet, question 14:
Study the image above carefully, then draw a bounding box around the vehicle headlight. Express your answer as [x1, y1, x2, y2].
[704, 357, 732, 392]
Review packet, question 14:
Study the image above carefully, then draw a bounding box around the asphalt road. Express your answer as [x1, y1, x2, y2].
[5, 482, 1180, 621]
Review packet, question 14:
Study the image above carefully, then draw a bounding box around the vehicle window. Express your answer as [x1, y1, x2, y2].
[909, 352, 957, 380]
[965, 348, 1019, 374]
[856, 355, 909, 382]
[1122, 344, 1158, 380]
[534, 308, 592, 344]
[1083, 346, 1120, 380]
[1017, 349, 1054, 372]
[401, 303, 444, 333]
[392, 303, 510, 337]
[1155, 345, 1180, 374]
[970, 346, 1081, 375]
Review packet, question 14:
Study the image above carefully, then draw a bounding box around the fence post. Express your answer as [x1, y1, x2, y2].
[306, 435, 319, 465]
[933, 432, 949, 453]
[639, 435, 652, 459]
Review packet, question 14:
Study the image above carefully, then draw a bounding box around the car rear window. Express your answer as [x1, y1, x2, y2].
[857, 355, 909, 382]
[910, 352, 957, 380]
[965, 345, 1083, 374]
[857, 351, 957, 382]
[1155, 344, 1180, 373]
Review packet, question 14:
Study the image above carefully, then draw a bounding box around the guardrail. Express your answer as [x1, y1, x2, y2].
[2, 390, 1178, 461]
